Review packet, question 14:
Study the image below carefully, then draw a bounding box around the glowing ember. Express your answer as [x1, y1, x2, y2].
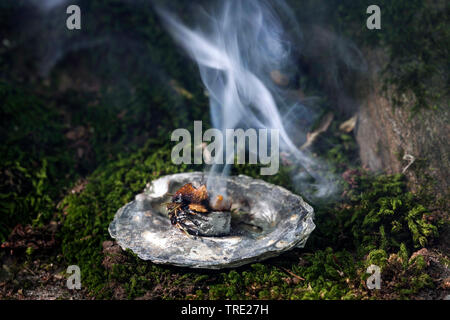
[166, 183, 232, 236]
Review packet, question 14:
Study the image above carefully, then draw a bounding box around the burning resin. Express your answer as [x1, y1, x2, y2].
[166, 183, 231, 236]
[108, 172, 315, 269]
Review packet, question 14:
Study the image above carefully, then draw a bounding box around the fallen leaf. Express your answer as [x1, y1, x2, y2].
[70, 179, 88, 194]
[65, 126, 86, 140]
[170, 80, 194, 99]
[270, 70, 289, 86]
[339, 115, 357, 133]
[300, 112, 334, 150]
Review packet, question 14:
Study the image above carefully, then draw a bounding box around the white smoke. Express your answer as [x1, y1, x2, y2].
[158, 0, 337, 198]
[29, 0, 69, 12]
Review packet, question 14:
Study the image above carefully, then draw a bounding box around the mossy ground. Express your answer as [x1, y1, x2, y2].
[56, 143, 443, 299]
[0, 0, 448, 299]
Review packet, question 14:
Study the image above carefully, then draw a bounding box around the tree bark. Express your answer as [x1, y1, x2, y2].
[356, 49, 449, 199]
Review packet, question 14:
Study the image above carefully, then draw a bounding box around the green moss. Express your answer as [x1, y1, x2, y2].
[206, 248, 358, 300]
[360, 246, 435, 299]
[55, 137, 439, 299]
[57, 142, 331, 299]
[53, 118, 442, 300]
[311, 173, 438, 255]
[365, 249, 388, 270]
[0, 82, 75, 241]
[59, 141, 197, 297]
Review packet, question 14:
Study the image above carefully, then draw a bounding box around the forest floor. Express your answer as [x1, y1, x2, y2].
[0, 0, 448, 300]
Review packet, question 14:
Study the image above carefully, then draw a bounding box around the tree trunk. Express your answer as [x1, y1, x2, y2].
[356, 49, 449, 199]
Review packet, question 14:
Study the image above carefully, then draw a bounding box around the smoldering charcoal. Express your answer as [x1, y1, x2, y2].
[109, 172, 315, 269]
